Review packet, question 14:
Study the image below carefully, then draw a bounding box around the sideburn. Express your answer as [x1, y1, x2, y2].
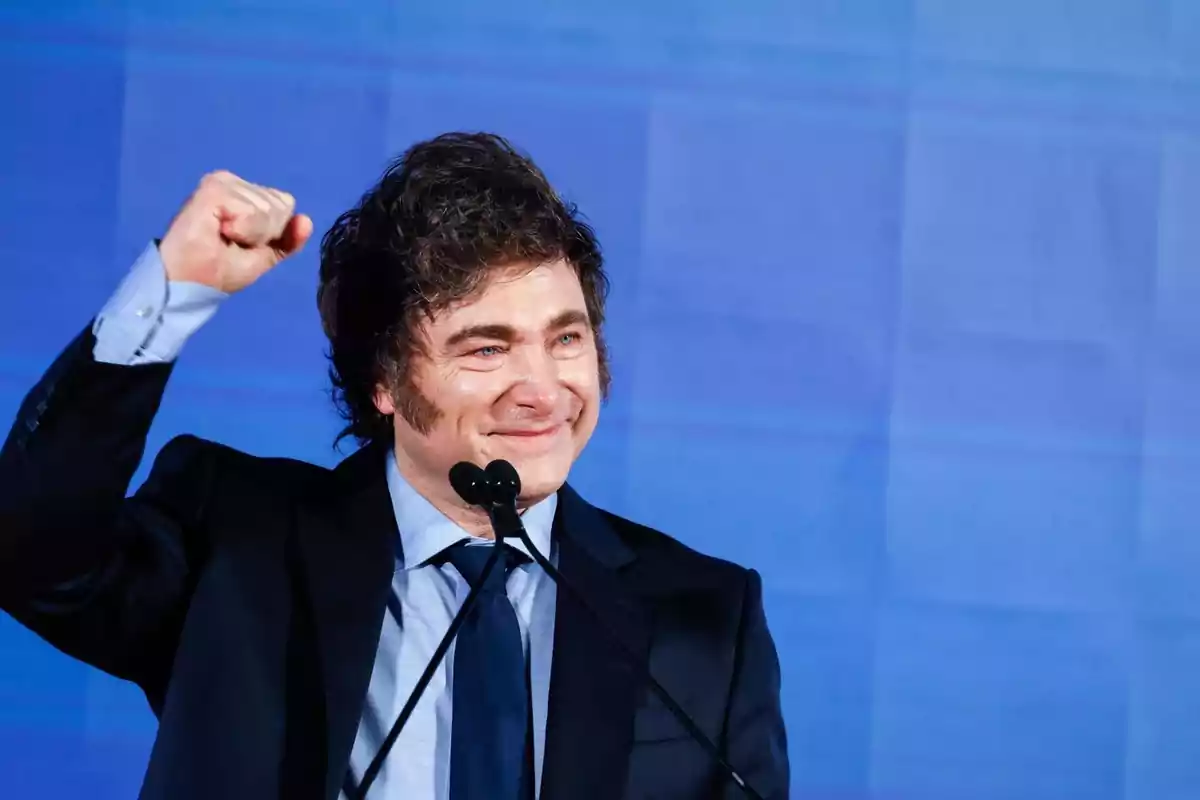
[380, 338, 444, 437]
[394, 372, 443, 436]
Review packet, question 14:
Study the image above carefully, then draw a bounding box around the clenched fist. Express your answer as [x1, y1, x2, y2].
[159, 170, 313, 294]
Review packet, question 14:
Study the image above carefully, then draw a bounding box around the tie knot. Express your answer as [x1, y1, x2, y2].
[439, 542, 528, 590]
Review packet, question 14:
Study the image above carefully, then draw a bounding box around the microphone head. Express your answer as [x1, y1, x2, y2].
[484, 459, 521, 504]
[448, 461, 490, 507]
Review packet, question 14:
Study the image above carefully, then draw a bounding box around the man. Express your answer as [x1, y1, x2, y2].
[0, 133, 788, 799]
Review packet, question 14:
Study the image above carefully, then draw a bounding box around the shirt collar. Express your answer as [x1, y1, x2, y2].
[385, 447, 557, 569]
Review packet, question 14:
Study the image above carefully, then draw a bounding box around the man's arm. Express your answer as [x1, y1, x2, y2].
[0, 243, 226, 689]
[0, 171, 311, 691]
[1, 238, 223, 587]
[722, 569, 790, 799]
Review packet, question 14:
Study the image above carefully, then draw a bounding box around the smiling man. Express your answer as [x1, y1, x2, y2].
[0, 133, 788, 800]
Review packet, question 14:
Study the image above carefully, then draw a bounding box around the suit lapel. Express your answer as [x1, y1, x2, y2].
[540, 485, 649, 800]
[295, 443, 396, 800]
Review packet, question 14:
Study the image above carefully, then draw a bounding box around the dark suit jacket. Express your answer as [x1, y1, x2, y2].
[0, 327, 789, 800]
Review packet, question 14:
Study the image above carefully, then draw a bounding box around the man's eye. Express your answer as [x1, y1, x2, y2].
[473, 345, 503, 357]
[557, 332, 581, 346]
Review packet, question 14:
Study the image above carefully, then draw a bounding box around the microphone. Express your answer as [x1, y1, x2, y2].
[480, 459, 524, 540]
[350, 461, 510, 799]
[483, 458, 520, 502]
[475, 459, 765, 800]
[449, 460, 491, 506]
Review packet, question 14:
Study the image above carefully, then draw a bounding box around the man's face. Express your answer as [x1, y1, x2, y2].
[377, 259, 602, 507]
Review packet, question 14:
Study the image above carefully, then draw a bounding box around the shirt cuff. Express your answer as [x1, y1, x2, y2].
[92, 242, 229, 365]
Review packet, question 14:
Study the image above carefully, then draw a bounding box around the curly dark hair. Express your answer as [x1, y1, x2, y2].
[317, 132, 610, 449]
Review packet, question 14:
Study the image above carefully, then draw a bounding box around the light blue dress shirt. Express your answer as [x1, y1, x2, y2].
[92, 242, 559, 799]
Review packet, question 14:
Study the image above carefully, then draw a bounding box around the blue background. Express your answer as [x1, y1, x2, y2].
[3, 1, 1200, 798]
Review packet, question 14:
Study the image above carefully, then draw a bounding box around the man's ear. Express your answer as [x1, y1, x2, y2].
[373, 384, 396, 416]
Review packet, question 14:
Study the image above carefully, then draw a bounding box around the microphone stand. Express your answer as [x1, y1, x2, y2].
[484, 499, 765, 800]
[350, 542, 508, 799]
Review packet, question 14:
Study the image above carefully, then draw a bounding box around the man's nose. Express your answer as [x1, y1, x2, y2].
[506, 347, 561, 413]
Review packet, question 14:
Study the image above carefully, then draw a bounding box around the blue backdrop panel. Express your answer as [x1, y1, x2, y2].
[2, 1, 1200, 798]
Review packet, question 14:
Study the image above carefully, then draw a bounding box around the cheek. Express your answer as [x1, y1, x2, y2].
[561, 352, 602, 395]
[561, 360, 602, 429]
[439, 367, 510, 420]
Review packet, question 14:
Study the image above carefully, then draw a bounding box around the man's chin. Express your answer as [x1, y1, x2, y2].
[504, 456, 571, 505]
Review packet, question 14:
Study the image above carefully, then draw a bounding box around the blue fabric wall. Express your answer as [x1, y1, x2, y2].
[3, 2, 1200, 798]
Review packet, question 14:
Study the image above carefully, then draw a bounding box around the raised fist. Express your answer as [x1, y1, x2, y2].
[158, 170, 313, 294]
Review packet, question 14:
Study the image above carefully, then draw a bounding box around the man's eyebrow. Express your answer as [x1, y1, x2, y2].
[444, 311, 590, 348]
[548, 310, 590, 329]
[444, 324, 518, 348]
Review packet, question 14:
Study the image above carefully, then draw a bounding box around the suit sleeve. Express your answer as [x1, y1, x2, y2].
[722, 568, 790, 799]
[0, 326, 215, 700]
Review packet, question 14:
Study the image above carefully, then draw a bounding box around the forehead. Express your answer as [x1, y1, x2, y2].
[428, 260, 587, 332]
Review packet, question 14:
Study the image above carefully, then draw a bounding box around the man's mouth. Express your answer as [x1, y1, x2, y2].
[490, 424, 563, 438]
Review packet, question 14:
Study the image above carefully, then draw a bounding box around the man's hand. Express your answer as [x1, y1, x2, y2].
[158, 170, 313, 294]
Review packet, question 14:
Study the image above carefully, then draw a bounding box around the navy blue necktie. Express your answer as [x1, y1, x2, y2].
[440, 542, 533, 800]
